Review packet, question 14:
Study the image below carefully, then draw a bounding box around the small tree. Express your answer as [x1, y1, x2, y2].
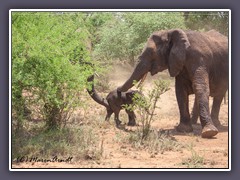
[124, 79, 170, 139]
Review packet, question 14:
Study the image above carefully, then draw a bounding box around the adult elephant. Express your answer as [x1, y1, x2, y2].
[117, 29, 228, 138]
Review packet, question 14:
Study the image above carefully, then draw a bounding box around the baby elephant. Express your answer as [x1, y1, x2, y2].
[87, 75, 140, 127]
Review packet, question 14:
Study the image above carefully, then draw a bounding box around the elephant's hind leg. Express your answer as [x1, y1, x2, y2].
[105, 109, 113, 121]
[191, 96, 199, 124]
[211, 95, 225, 127]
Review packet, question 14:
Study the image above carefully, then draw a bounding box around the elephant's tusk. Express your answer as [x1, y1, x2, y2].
[137, 73, 148, 88]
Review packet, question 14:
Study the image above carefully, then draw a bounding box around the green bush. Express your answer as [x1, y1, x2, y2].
[11, 12, 94, 131]
[94, 12, 186, 64]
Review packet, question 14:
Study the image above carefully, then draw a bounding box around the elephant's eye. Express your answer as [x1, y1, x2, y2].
[163, 38, 168, 43]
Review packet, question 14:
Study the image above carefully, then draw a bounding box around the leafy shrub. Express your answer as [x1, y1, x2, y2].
[11, 12, 95, 131]
[124, 79, 170, 139]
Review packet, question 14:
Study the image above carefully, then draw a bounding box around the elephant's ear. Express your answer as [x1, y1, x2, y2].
[168, 29, 190, 77]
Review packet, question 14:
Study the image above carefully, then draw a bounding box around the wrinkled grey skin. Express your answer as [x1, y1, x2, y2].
[190, 95, 227, 125]
[117, 29, 228, 138]
[87, 75, 139, 127]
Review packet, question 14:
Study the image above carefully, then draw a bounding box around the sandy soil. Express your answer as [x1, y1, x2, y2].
[12, 63, 229, 170]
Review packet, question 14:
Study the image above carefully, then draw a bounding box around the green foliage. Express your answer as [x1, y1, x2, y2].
[123, 79, 170, 139]
[185, 11, 229, 35]
[94, 12, 186, 64]
[12, 12, 94, 130]
[83, 12, 115, 47]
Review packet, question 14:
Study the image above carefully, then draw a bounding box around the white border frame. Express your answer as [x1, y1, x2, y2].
[9, 9, 231, 171]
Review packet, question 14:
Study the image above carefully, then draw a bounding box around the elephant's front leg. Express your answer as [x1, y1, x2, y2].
[114, 111, 121, 127]
[192, 69, 218, 138]
[175, 76, 193, 133]
[126, 110, 136, 126]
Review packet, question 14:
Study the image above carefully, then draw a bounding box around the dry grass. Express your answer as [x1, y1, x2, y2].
[11, 65, 229, 169]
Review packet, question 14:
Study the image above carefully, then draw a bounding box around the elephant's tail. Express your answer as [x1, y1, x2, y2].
[87, 75, 110, 108]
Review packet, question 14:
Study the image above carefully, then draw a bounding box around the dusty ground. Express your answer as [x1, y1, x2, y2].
[12, 63, 229, 170]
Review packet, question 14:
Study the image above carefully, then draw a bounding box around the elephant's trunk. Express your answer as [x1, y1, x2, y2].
[118, 60, 150, 92]
[137, 73, 148, 88]
[87, 75, 109, 108]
